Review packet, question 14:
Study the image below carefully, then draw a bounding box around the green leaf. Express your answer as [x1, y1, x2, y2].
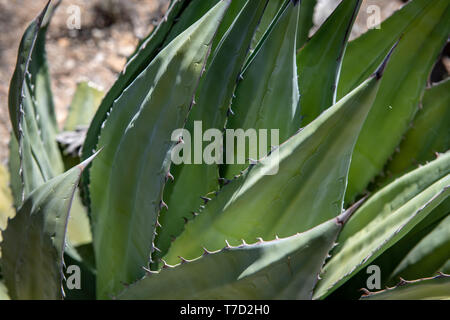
[224, 0, 300, 178]
[118, 212, 352, 300]
[64, 82, 104, 131]
[386, 79, 450, 178]
[8, 1, 64, 202]
[164, 68, 383, 265]
[81, 0, 188, 201]
[54, 81, 97, 248]
[297, 0, 361, 126]
[8, 136, 22, 208]
[209, 0, 248, 55]
[337, 0, 435, 98]
[154, 0, 269, 267]
[389, 213, 450, 282]
[313, 152, 450, 299]
[162, 0, 247, 63]
[343, 0, 450, 202]
[361, 274, 450, 300]
[89, 1, 231, 299]
[330, 198, 449, 298]
[65, 191, 92, 247]
[0, 281, 9, 300]
[0, 155, 96, 300]
[0, 164, 15, 254]
[250, 0, 284, 51]
[62, 246, 96, 300]
[126, 0, 187, 61]
[439, 260, 450, 274]
[296, 0, 317, 49]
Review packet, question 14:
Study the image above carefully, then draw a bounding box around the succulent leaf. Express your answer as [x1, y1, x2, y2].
[360, 274, 450, 300]
[385, 79, 450, 179]
[164, 68, 383, 264]
[81, 0, 188, 204]
[89, 1, 231, 299]
[224, 0, 300, 178]
[64, 81, 104, 132]
[388, 213, 450, 282]
[119, 212, 351, 300]
[250, 0, 285, 51]
[313, 152, 450, 299]
[296, 0, 317, 49]
[297, 0, 361, 126]
[0, 164, 15, 252]
[154, 0, 269, 267]
[8, 1, 64, 201]
[8, 136, 22, 208]
[0, 281, 9, 300]
[343, 0, 450, 202]
[0, 155, 96, 300]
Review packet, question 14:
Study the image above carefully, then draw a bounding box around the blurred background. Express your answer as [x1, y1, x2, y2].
[0, 0, 448, 164]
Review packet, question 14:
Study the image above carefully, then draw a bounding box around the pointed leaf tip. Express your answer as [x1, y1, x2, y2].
[77, 148, 102, 171]
[336, 195, 368, 225]
[37, 1, 52, 25]
[374, 37, 401, 80]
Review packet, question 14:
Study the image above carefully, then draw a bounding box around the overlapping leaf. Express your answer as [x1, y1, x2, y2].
[386, 79, 450, 179]
[1, 155, 96, 300]
[0, 281, 9, 300]
[88, 1, 231, 298]
[388, 213, 450, 282]
[154, 0, 269, 267]
[164, 65, 384, 264]
[361, 274, 450, 300]
[297, 0, 361, 126]
[342, 0, 450, 202]
[119, 211, 354, 300]
[8, 1, 64, 201]
[296, 0, 317, 49]
[0, 164, 15, 251]
[314, 152, 450, 299]
[64, 82, 104, 132]
[224, 0, 300, 178]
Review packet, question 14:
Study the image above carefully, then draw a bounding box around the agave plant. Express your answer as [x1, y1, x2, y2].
[0, 0, 449, 300]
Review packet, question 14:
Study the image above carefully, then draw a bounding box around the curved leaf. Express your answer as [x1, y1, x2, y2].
[250, 0, 285, 51]
[64, 81, 104, 131]
[154, 0, 269, 266]
[389, 213, 450, 282]
[225, 0, 300, 178]
[164, 68, 383, 264]
[81, 0, 188, 202]
[0, 281, 9, 300]
[296, 0, 317, 49]
[297, 0, 361, 126]
[313, 152, 450, 299]
[89, 1, 231, 299]
[8, 1, 64, 202]
[119, 212, 351, 300]
[386, 79, 450, 178]
[0, 155, 96, 300]
[0, 164, 15, 253]
[344, 0, 450, 202]
[361, 274, 450, 300]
